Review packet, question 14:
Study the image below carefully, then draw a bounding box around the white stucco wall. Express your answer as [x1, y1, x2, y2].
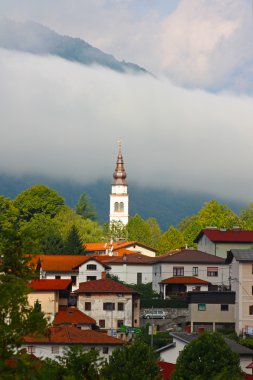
[108, 263, 153, 284]
[197, 235, 253, 259]
[109, 184, 129, 225]
[28, 291, 59, 323]
[22, 343, 116, 360]
[77, 294, 133, 330]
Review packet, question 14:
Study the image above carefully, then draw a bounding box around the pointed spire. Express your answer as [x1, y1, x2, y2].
[113, 140, 127, 185]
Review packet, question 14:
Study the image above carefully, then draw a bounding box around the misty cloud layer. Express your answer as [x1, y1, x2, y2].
[1, 48, 253, 202]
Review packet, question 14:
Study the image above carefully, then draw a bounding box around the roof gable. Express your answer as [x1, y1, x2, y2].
[23, 325, 124, 345]
[156, 249, 225, 264]
[54, 307, 96, 325]
[76, 278, 136, 294]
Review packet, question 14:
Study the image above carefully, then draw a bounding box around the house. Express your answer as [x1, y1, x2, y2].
[160, 332, 253, 375]
[53, 307, 96, 330]
[194, 228, 253, 258]
[27, 279, 72, 323]
[228, 249, 253, 335]
[152, 249, 229, 294]
[29, 255, 110, 291]
[75, 278, 140, 334]
[187, 291, 236, 332]
[103, 253, 155, 284]
[84, 241, 157, 257]
[22, 325, 124, 360]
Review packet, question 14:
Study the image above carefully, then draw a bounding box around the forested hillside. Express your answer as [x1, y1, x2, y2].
[0, 173, 244, 231]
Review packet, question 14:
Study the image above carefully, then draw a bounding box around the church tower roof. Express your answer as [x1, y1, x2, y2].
[112, 142, 127, 185]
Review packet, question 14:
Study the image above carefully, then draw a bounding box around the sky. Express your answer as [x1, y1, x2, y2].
[0, 0, 253, 202]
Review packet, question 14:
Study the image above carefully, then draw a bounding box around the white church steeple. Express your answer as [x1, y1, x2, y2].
[109, 141, 129, 225]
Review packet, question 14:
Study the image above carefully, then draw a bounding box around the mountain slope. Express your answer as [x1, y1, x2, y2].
[0, 18, 147, 74]
[0, 174, 244, 231]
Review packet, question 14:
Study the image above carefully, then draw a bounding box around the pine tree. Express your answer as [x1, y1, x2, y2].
[64, 225, 85, 254]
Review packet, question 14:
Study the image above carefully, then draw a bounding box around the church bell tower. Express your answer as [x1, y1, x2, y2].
[109, 142, 129, 225]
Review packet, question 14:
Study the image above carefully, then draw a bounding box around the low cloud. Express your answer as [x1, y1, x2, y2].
[1, 48, 253, 202]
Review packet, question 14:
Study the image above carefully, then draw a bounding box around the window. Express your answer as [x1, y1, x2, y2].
[55, 275, 61, 279]
[86, 276, 96, 281]
[198, 304, 206, 311]
[119, 202, 124, 212]
[192, 267, 198, 276]
[207, 267, 218, 277]
[103, 347, 109, 354]
[85, 302, 91, 311]
[249, 305, 253, 315]
[118, 302, 124, 311]
[117, 320, 124, 328]
[103, 302, 115, 311]
[87, 264, 97, 271]
[51, 346, 59, 354]
[71, 276, 77, 286]
[173, 267, 184, 276]
[137, 273, 142, 285]
[114, 202, 119, 212]
[27, 346, 36, 354]
[221, 304, 229, 311]
[99, 320, 105, 328]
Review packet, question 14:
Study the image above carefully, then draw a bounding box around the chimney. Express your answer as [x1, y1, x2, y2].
[101, 271, 107, 279]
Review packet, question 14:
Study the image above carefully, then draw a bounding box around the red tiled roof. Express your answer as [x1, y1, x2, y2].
[156, 249, 225, 264]
[54, 308, 96, 325]
[103, 253, 155, 265]
[194, 229, 253, 243]
[245, 375, 253, 380]
[29, 255, 108, 272]
[76, 278, 136, 294]
[158, 362, 176, 380]
[160, 276, 210, 285]
[23, 325, 124, 345]
[28, 279, 72, 291]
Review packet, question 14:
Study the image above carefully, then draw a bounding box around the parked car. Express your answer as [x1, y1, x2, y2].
[142, 309, 168, 319]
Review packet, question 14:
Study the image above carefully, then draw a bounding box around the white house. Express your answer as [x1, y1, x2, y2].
[194, 228, 253, 259]
[103, 253, 155, 284]
[30, 255, 110, 291]
[152, 249, 229, 294]
[228, 249, 253, 335]
[75, 278, 140, 335]
[22, 325, 124, 360]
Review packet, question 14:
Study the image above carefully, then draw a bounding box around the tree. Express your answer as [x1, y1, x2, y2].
[101, 340, 161, 380]
[179, 200, 242, 248]
[54, 207, 104, 243]
[0, 274, 48, 361]
[239, 203, 253, 229]
[63, 225, 85, 254]
[146, 217, 161, 249]
[171, 332, 243, 380]
[126, 214, 153, 246]
[14, 185, 65, 222]
[75, 193, 97, 220]
[104, 220, 128, 241]
[58, 346, 102, 379]
[158, 226, 185, 254]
